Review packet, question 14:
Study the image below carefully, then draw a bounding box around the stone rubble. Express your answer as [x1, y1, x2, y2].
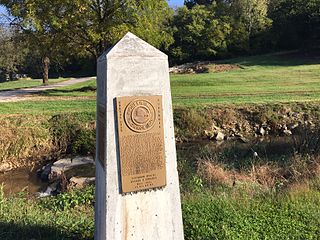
[36, 156, 95, 197]
[199, 106, 320, 143]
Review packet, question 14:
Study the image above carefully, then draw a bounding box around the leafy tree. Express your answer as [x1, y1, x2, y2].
[0, 27, 26, 81]
[184, 0, 214, 8]
[229, 0, 272, 37]
[215, 0, 272, 53]
[129, 0, 174, 52]
[54, 0, 174, 58]
[171, 5, 231, 62]
[2, 0, 173, 82]
[1, 1, 70, 85]
[269, 0, 320, 50]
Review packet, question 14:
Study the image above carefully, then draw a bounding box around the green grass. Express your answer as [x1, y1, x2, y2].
[40, 79, 96, 97]
[0, 184, 319, 239]
[0, 99, 96, 115]
[1, 52, 320, 113]
[1, 52, 319, 239]
[182, 189, 320, 240]
[49, 53, 320, 106]
[0, 78, 68, 91]
[0, 186, 94, 240]
[171, 54, 320, 106]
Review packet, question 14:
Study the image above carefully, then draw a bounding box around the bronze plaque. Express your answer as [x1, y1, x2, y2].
[116, 95, 166, 193]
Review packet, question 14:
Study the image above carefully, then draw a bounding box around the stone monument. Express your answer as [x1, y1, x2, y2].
[95, 32, 184, 240]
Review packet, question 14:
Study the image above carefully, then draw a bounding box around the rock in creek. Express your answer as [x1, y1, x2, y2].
[38, 163, 53, 181]
[48, 156, 95, 181]
[69, 177, 95, 189]
[283, 129, 292, 136]
[0, 162, 12, 173]
[36, 156, 95, 197]
[259, 127, 266, 136]
[215, 132, 225, 141]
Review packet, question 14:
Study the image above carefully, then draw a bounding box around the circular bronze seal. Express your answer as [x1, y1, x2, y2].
[124, 99, 156, 133]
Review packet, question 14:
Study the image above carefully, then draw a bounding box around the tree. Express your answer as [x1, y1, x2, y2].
[129, 0, 174, 52]
[51, 0, 174, 59]
[269, 0, 320, 50]
[184, 0, 215, 8]
[0, 27, 26, 81]
[229, 0, 272, 38]
[171, 5, 231, 62]
[1, 1, 70, 85]
[2, 0, 173, 82]
[214, 0, 272, 53]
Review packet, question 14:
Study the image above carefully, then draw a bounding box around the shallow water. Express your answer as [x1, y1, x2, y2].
[0, 168, 47, 196]
[0, 136, 298, 195]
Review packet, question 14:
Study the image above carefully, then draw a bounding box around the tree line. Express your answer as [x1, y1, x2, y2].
[0, 0, 319, 83]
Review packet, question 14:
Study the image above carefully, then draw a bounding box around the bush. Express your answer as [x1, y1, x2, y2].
[41, 185, 94, 211]
[49, 112, 95, 155]
[174, 108, 211, 140]
[0, 115, 53, 167]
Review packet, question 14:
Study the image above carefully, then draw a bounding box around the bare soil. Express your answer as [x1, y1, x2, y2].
[170, 62, 241, 74]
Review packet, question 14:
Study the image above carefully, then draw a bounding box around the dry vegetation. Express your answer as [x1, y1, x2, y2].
[0, 113, 96, 171]
[0, 116, 53, 171]
[197, 152, 320, 193]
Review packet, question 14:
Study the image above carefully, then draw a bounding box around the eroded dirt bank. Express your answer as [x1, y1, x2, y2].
[174, 103, 320, 141]
[1, 102, 320, 171]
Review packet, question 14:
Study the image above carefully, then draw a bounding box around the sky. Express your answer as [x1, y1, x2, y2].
[168, 0, 184, 7]
[0, 5, 8, 26]
[0, 5, 6, 14]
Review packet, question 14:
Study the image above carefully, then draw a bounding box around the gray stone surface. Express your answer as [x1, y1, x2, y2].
[215, 132, 225, 141]
[95, 32, 184, 240]
[49, 156, 95, 181]
[69, 176, 95, 189]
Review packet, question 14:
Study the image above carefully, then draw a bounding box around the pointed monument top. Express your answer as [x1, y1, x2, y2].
[99, 32, 167, 61]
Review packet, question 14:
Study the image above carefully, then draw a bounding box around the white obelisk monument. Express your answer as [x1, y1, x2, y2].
[95, 32, 184, 240]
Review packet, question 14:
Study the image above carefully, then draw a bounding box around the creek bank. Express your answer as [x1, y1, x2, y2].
[174, 103, 320, 142]
[1, 133, 319, 196]
[0, 103, 320, 171]
[0, 112, 96, 172]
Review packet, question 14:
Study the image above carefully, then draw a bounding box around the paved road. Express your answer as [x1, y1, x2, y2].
[0, 77, 94, 102]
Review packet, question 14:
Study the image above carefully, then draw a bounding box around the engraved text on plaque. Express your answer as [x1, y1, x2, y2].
[116, 95, 166, 193]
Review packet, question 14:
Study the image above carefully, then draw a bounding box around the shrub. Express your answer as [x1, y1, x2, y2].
[49, 112, 95, 156]
[174, 108, 211, 140]
[41, 185, 95, 211]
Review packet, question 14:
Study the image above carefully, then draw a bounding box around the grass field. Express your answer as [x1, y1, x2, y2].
[1, 168, 319, 239]
[0, 99, 96, 115]
[0, 53, 319, 114]
[171, 53, 320, 106]
[1, 52, 320, 239]
[0, 78, 68, 92]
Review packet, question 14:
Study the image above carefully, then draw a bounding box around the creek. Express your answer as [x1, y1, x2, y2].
[0, 136, 300, 196]
[0, 167, 47, 196]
